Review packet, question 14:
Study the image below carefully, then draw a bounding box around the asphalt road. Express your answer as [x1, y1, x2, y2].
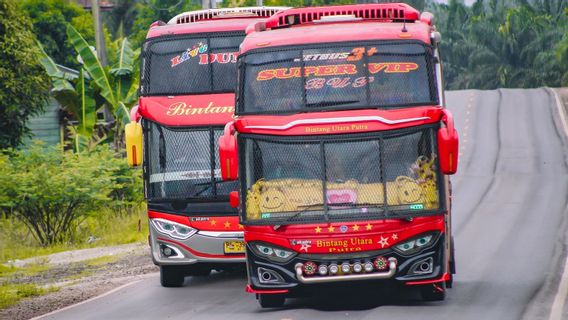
[42, 89, 568, 320]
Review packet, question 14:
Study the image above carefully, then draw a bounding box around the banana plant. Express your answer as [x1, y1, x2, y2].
[38, 43, 98, 151]
[39, 24, 140, 152]
[66, 24, 139, 129]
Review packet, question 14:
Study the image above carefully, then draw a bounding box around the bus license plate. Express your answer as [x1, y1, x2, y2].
[224, 241, 245, 254]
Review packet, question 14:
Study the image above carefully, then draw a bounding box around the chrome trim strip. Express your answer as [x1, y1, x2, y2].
[245, 116, 431, 130]
[294, 258, 397, 284]
[198, 231, 244, 238]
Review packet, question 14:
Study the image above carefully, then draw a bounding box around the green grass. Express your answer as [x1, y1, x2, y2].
[0, 206, 148, 264]
[83, 255, 119, 267]
[0, 284, 59, 309]
[0, 264, 18, 277]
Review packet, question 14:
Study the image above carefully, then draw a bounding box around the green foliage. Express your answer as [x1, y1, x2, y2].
[38, 26, 140, 151]
[104, 0, 139, 39]
[0, 0, 51, 149]
[0, 283, 58, 310]
[0, 142, 143, 246]
[21, 0, 95, 69]
[130, 0, 200, 47]
[0, 207, 147, 263]
[430, 0, 568, 89]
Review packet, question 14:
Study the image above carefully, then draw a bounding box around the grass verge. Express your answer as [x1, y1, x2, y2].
[0, 284, 59, 309]
[0, 206, 148, 264]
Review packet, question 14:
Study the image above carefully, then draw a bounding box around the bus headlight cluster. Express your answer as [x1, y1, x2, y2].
[300, 257, 393, 276]
[151, 218, 197, 240]
[251, 242, 297, 263]
[393, 232, 438, 255]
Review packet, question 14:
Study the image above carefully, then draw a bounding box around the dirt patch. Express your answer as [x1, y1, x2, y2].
[0, 243, 158, 320]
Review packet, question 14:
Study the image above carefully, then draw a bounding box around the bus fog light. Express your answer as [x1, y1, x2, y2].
[352, 262, 362, 273]
[364, 262, 374, 272]
[318, 264, 328, 276]
[341, 262, 351, 274]
[329, 263, 339, 275]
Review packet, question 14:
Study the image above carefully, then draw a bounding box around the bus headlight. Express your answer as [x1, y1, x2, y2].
[151, 218, 197, 240]
[393, 232, 438, 255]
[251, 242, 296, 263]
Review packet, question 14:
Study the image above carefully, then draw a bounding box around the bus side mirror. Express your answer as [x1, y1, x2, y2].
[438, 109, 459, 175]
[230, 191, 240, 208]
[125, 122, 143, 167]
[219, 122, 238, 180]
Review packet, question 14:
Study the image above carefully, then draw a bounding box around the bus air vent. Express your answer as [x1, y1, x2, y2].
[169, 7, 289, 25]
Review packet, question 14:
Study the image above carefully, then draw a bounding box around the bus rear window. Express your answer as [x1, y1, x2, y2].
[237, 41, 438, 114]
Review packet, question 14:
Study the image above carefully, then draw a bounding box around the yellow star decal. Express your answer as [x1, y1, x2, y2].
[238, 224, 244, 229]
[315, 226, 322, 233]
[224, 221, 231, 228]
[328, 225, 335, 232]
[365, 223, 372, 231]
[210, 220, 217, 226]
[353, 224, 360, 231]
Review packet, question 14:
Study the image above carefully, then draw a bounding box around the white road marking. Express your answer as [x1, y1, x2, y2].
[547, 88, 568, 320]
[31, 273, 158, 320]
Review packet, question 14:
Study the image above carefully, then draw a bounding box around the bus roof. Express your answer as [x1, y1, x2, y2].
[241, 21, 432, 53]
[240, 3, 434, 53]
[146, 18, 265, 39]
[146, 7, 289, 40]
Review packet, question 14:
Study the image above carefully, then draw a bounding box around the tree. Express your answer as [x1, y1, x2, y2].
[0, 0, 50, 149]
[130, 0, 199, 47]
[0, 142, 141, 245]
[21, 0, 96, 69]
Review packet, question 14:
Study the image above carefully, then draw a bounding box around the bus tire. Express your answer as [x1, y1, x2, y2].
[420, 282, 446, 301]
[160, 265, 185, 287]
[258, 294, 285, 308]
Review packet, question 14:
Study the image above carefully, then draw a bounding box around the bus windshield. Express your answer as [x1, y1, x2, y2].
[141, 32, 244, 96]
[237, 41, 438, 114]
[145, 120, 238, 201]
[240, 126, 443, 225]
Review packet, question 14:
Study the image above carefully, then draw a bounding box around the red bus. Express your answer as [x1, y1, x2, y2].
[218, 3, 459, 307]
[124, 7, 286, 287]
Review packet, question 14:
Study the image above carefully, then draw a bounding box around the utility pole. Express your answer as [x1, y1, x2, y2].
[256, 0, 263, 6]
[91, 0, 107, 66]
[202, 0, 210, 9]
[90, 0, 111, 123]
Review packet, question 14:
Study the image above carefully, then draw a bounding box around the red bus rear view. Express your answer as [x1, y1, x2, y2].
[124, 7, 287, 287]
[218, 3, 459, 307]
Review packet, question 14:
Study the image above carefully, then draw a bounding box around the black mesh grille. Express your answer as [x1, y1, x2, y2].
[239, 125, 442, 225]
[141, 32, 244, 96]
[237, 40, 438, 115]
[144, 120, 238, 201]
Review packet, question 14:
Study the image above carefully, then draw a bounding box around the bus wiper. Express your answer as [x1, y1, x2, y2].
[193, 179, 233, 196]
[277, 203, 325, 226]
[305, 100, 360, 108]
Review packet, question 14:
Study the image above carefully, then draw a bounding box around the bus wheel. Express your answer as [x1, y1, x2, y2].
[420, 282, 446, 301]
[160, 265, 185, 287]
[258, 294, 286, 308]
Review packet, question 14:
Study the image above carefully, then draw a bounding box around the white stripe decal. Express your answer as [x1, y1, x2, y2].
[245, 116, 431, 130]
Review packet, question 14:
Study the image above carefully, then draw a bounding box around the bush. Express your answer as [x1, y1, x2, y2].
[0, 142, 143, 246]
